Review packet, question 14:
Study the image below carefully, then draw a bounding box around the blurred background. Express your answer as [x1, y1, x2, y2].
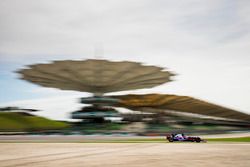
[0, 0, 250, 137]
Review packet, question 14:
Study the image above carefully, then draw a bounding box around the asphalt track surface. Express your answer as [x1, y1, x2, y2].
[0, 132, 249, 142]
[0, 143, 249, 167]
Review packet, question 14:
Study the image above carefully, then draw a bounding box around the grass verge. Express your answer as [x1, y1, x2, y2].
[0, 137, 249, 143]
[206, 137, 250, 142]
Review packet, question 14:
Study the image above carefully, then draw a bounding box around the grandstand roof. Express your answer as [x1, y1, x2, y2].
[18, 59, 174, 95]
[110, 94, 250, 122]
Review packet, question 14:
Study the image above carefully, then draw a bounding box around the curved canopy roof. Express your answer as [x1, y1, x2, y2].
[109, 94, 250, 122]
[18, 59, 174, 94]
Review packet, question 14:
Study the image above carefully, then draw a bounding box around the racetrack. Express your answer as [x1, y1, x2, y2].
[0, 143, 249, 167]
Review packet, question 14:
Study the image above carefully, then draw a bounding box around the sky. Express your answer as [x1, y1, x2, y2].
[0, 0, 250, 121]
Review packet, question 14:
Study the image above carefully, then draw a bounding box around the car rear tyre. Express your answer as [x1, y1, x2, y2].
[168, 138, 174, 142]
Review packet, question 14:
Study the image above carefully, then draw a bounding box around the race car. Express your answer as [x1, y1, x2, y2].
[166, 133, 205, 142]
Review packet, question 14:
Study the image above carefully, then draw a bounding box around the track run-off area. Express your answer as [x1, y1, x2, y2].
[0, 142, 249, 167]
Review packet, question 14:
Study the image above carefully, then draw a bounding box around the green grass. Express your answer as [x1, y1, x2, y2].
[206, 137, 250, 142]
[0, 112, 68, 132]
[83, 137, 250, 143]
[0, 137, 250, 143]
[80, 137, 250, 143]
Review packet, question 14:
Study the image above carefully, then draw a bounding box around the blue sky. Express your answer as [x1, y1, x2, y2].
[0, 0, 250, 120]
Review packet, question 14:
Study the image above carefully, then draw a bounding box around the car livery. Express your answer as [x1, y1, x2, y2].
[166, 133, 205, 143]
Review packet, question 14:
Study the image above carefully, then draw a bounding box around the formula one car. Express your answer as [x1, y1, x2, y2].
[166, 133, 205, 142]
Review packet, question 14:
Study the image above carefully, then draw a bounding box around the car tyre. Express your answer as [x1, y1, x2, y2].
[168, 138, 174, 142]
